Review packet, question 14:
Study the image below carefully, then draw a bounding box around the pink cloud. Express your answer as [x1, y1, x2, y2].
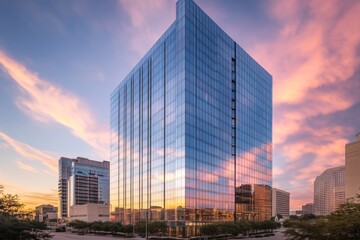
[118, 0, 175, 55]
[248, 0, 360, 209]
[254, 0, 360, 105]
[0, 131, 57, 173]
[0, 49, 108, 158]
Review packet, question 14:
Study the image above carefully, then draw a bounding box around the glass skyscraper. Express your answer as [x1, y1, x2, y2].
[110, 0, 272, 236]
[58, 157, 110, 219]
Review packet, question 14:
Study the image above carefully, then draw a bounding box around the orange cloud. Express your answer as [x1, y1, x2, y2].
[15, 159, 53, 175]
[16, 160, 41, 174]
[0, 131, 57, 173]
[0, 182, 58, 209]
[0, 49, 108, 158]
[20, 190, 58, 209]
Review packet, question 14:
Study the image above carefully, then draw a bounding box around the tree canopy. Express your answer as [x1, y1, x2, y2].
[284, 195, 360, 240]
[0, 190, 52, 240]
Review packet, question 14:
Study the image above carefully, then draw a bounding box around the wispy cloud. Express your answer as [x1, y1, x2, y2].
[118, 0, 175, 55]
[16, 160, 41, 174]
[0, 49, 108, 158]
[249, 0, 360, 209]
[15, 159, 53, 175]
[0, 131, 57, 172]
[21, 190, 58, 209]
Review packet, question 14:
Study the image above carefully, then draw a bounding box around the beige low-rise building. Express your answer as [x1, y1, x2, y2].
[272, 188, 290, 219]
[302, 203, 314, 215]
[69, 203, 110, 222]
[345, 133, 360, 202]
[35, 205, 58, 222]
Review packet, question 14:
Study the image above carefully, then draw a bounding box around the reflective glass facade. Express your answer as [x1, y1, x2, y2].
[58, 157, 110, 219]
[110, 0, 272, 236]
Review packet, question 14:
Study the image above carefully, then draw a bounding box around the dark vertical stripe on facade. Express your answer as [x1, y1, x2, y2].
[123, 85, 127, 223]
[147, 60, 150, 223]
[232, 42, 237, 222]
[117, 91, 121, 220]
[163, 41, 166, 220]
[139, 68, 143, 221]
[147, 59, 152, 220]
[195, 8, 199, 225]
[130, 77, 134, 225]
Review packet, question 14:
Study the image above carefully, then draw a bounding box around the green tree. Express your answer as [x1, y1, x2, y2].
[123, 224, 134, 235]
[301, 213, 316, 220]
[109, 222, 123, 233]
[0, 193, 24, 216]
[284, 218, 328, 240]
[69, 220, 89, 230]
[0, 192, 52, 240]
[217, 222, 240, 236]
[148, 221, 167, 235]
[284, 195, 360, 240]
[89, 221, 103, 231]
[325, 200, 360, 240]
[199, 224, 218, 236]
[237, 221, 251, 235]
[135, 221, 146, 235]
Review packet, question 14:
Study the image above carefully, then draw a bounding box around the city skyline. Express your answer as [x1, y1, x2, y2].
[1, 0, 360, 211]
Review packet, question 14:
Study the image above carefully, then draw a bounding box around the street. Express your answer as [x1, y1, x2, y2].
[52, 232, 143, 240]
[52, 230, 286, 240]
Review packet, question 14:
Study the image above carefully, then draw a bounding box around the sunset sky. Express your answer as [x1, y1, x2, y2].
[0, 0, 359, 211]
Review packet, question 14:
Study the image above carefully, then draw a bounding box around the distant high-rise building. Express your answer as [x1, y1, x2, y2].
[58, 157, 110, 219]
[110, 0, 272, 236]
[314, 166, 345, 215]
[345, 133, 360, 202]
[272, 188, 290, 218]
[301, 203, 314, 215]
[59, 157, 73, 218]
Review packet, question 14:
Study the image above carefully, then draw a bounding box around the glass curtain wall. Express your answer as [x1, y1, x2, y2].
[110, 0, 272, 237]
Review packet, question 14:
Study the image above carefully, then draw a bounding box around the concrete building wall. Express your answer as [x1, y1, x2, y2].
[272, 188, 290, 218]
[314, 166, 345, 215]
[345, 134, 360, 201]
[35, 204, 58, 222]
[302, 203, 314, 215]
[69, 204, 110, 222]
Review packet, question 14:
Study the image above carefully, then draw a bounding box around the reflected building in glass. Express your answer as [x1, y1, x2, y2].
[110, 0, 272, 236]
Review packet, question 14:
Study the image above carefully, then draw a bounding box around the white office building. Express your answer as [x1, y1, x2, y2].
[314, 166, 345, 215]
